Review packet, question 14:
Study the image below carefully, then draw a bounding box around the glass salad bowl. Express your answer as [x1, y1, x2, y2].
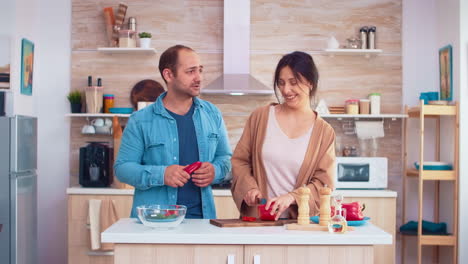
[136, 205, 187, 228]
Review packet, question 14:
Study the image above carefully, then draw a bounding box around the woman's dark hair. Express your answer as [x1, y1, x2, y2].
[273, 51, 319, 101]
[158, 44, 194, 83]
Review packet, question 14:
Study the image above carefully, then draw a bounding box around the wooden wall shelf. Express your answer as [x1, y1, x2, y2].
[97, 47, 156, 54]
[324, 48, 383, 58]
[66, 113, 131, 118]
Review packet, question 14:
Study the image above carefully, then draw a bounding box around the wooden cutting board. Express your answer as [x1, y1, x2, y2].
[210, 219, 296, 228]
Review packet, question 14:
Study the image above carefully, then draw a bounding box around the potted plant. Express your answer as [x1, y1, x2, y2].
[67, 90, 82, 113]
[138, 32, 152, 48]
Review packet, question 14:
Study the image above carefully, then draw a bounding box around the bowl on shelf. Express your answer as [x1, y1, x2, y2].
[137, 204, 187, 228]
[414, 161, 453, 170]
[94, 125, 112, 135]
[109, 107, 133, 114]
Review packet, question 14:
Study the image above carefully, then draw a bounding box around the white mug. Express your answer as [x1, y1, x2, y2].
[104, 118, 112, 127]
[81, 125, 95, 134]
[91, 118, 104, 127]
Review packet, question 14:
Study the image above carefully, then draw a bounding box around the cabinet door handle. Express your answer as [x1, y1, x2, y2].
[86, 250, 114, 256]
[253, 254, 261, 264]
[227, 254, 235, 264]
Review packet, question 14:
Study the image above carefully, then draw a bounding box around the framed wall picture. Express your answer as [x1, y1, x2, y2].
[20, 38, 34, 96]
[439, 45, 452, 101]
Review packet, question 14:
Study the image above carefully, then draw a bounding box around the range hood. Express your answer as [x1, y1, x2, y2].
[201, 0, 273, 95]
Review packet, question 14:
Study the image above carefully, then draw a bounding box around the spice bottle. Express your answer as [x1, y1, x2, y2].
[368, 26, 376, 49]
[360, 26, 368, 49]
[359, 99, 370, 114]
[103, 94, 114, 113]
[345, 99, 359, 115]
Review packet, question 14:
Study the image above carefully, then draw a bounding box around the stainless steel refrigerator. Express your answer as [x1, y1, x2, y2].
[0, 116, 37, 264]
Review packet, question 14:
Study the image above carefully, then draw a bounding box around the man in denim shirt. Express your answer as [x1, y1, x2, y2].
[114, 45, 232, 219]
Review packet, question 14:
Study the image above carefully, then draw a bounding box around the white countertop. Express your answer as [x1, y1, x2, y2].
[67, 187, 397, 197]
[101, 218, 392, 245]
[66, 187, 232, 196]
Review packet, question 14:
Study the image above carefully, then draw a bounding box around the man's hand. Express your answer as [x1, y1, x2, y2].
[164, 165, 190, 188]
[191, 162, 215, 187]
[243, 189, 262, 207]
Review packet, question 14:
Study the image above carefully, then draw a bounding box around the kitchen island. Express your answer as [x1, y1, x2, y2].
[102, 218, 392, 264]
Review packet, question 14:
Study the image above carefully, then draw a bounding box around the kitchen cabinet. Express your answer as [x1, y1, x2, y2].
[114, 244, 243, 264]
[103, 218, 390, 264]
[67, 189, 396, 264]
[244, 245, 373, 264]
[67, 189, 238, 263]
[68, 193, 133, 264]
[343, 196, 396, 264]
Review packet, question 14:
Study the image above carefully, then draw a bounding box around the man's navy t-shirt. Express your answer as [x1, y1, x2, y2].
[166, 103, 203, 218]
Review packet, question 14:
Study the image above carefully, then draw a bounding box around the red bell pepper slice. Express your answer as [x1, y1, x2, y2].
[183, 161, 202, 174]
[241, 216, 257, 222]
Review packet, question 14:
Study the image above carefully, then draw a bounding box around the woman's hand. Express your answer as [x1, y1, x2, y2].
[244, 189, 262, 206]
[266, 193, 296, 220]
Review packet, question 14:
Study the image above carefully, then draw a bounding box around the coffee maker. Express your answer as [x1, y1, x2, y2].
[79, 142, 113, 187]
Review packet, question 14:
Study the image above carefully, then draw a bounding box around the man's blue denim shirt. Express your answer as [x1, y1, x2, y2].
[114, 92, 232, 218]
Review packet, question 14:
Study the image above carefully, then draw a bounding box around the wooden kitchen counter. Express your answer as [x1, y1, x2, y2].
[102, 218, 392, 264]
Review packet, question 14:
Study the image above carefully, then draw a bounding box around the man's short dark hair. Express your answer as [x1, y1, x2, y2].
[158, 45, 194, 83]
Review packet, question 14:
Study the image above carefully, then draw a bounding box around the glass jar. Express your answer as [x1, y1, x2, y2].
[328, 207, 347, 233]
[359, 99, 370, 114]
[369, 93, 381, 115]
[103, 94, 114, 113]
[342, 145, 351, 157]
[118, 30, 136, 48]
[345, 99, 359, 115]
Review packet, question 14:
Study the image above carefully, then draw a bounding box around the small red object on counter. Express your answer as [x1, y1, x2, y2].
[241, 216, 257, 222]
[183, 161, 202, 174]
[331, 202, 365, 221]
[258, 202, 277, 221]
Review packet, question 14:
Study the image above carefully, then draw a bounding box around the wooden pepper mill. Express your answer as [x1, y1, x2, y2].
[319, 184, 332, 226]
[297, 185, 311, 225]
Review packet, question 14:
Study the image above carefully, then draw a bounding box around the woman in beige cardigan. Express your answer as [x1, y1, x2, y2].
[231, 51, 336, 220]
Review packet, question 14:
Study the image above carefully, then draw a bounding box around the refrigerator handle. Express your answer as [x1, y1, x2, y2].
[0, 224, 2, 232]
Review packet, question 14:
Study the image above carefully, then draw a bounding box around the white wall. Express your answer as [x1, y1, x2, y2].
[403, 0, 465, 263]
[3, 0, 71, 263]
[0, 0, 15, 116]
[35, 1, 71, 263]
[12, 0, 38, 116]
[457, 1, 468, 263]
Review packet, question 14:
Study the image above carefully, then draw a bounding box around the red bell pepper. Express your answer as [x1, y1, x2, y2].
[258, 202, 277, 221]
[184, 161, 202, 174]
[331, 202, 365, 221]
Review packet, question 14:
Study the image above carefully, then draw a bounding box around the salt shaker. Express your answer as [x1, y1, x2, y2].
[360, 26, 368, 49]
[368, 26, 376, 49]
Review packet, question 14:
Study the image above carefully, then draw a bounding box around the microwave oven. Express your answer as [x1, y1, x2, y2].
[335, 157, 388, 189]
